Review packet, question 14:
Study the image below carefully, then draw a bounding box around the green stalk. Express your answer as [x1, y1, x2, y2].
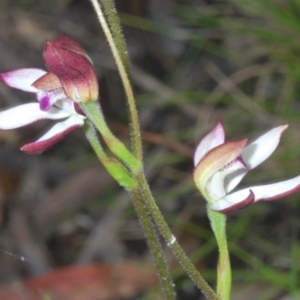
[81, 101, 140, 172]
[131, 188, 176, 300]
[88, 1, 218, 299]
[101, 0, 130, 74]
[84, 121, 175, 299]
[83, 98, 217, 297]
[89, 0, 142, 162]
[207, 208, 231, 300]
[83, 122, 136, 188]
[136, 172, 219, 300]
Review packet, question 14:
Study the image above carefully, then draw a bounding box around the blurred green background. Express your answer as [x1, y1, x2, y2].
[0, 0, 299, 299]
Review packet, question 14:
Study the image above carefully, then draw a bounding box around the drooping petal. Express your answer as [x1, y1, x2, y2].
[0, 68, 46, 92]
[43, 36, 99, 102]
[0, 103, 71, 129]
[206, 158, 247, 199]
[21, 115, 85, 154]
[210, 189, 255, 213]
[193, 139, 247, 201]
[250, 176, 300, 202]
[211, 175, 300, 212]
[225, 125, 288, 193]
[194, 119, 225, 166]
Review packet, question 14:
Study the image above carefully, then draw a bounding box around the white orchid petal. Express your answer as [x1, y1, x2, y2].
[250, 176, 300, 202]
[224, 168, 248, 193]
[224, 125, 288, 193]
[33, 115, 85, 142]
[0, 68, 46, 93]
[21, 115, 85, 154]
[0, 103, 72, 129]
[242, 125, 288, 170]
[207, 159, 247, 198]
[210, 189, 254, 213]
[194, 119, 225, 166]
[211, 176, 300, 212]
[55, 99, 77, 113]
[206, 173, 227, 199]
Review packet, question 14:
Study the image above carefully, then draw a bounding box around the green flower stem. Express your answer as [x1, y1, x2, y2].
[136, 172, 219, 300]
[84, 121, 175, 299]
[101, 0, 130, 74]
[83, 122, 136, 188]
[131, 188, 176, 300]
[81, 0, 177, 288]
[89, 1, 218, 298]
[81, 101, 140, 172]
[207, 208, 231, 300]
[89, 0, 142, 162]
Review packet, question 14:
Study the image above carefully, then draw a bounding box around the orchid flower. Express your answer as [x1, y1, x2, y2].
[193, 120, 300, 213]
[0, 37, 98, 154]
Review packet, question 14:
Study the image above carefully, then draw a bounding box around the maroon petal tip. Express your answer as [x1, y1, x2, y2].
[21, 125, 81, 154]
[216, 190, 255, 214]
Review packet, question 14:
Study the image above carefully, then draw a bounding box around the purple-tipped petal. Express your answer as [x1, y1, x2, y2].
[0, 68, 46, 92]
[210, 189, 255, 213]
[194, 119, 225, 166]
[0, 103, 72, 129]
[225, 125, 288, 193]
[250, 176, 300, 202]
[21, 115, 85, 154]
[211, 175, 300, 212]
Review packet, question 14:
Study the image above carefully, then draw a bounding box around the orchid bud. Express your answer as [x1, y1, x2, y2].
[43, 36, 99, 103]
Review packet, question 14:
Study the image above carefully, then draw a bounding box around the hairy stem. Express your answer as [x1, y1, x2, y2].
[84, 121, 175, 299]
[83, 122, 136, 188]
[207, 208, 231, 300]
[131, 188, 176, 300]
[89, 1, 218, 299]
[89, 0, 142, 162]
[81, 101, 140, 172]
[136, 173, 219, 300]
[101, 0, 130, 74]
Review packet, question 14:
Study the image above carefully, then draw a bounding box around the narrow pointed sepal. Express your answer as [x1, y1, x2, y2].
[251, 176, 300, 202]
[194, 119, 225, 166]
[21, 115, 84, 154]
[0, 68, 47, 92]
